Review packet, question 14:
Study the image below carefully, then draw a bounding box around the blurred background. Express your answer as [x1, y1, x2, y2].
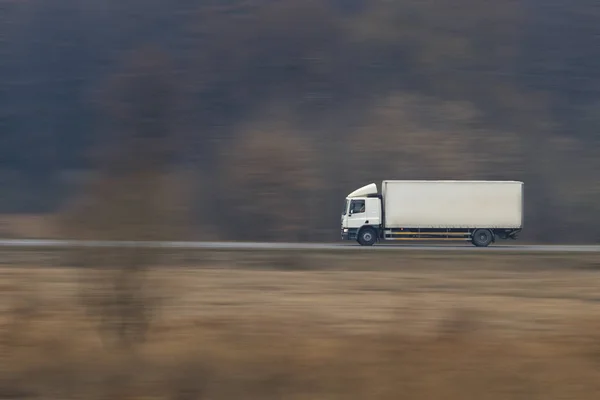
[2, 0, 600, 243]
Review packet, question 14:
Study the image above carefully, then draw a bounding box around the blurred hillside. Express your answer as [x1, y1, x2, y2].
[1, 0, 600, 242]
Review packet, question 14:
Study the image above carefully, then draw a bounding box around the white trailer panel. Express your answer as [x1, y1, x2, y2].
[382, 180, 523, 229]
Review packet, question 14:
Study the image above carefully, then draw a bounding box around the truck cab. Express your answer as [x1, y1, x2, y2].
[341, 183, 382, 245]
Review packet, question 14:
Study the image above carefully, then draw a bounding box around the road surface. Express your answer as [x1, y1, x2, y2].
[1, 239, 600, 253]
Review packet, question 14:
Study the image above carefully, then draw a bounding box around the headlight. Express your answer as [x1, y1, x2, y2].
[343, 228, 348, 232]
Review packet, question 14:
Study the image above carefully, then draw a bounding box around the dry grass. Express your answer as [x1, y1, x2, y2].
[2, 249, 600, 399]
[0, 214, 58, 239]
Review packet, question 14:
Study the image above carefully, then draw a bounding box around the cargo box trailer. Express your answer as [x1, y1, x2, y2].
[340, 180, 523, 247]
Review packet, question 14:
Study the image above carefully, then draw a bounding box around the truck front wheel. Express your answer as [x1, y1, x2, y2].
[358, 227, 377, 246]
[472, 229, 493, 247]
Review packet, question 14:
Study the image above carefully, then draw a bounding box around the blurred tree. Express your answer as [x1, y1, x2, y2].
[221, 122, 321, 241]
[60, 46, 188, 349]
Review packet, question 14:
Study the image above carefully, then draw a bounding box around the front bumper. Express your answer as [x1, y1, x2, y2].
[341, 228, 358, 241]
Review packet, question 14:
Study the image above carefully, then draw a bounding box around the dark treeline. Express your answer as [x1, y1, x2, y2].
[1, 0, 600, 242]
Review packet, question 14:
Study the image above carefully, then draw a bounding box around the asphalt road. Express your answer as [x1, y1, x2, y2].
[1, 239, 600, 252]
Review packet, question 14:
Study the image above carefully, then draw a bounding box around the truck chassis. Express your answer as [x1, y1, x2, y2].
[347, 227, 521, 247]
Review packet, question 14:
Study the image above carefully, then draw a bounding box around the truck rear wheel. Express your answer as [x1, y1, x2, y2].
[358, 227, 377, 246]
[472, 229, 493, 247]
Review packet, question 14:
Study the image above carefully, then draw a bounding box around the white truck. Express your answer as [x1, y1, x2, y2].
[341, 180, 523, 247]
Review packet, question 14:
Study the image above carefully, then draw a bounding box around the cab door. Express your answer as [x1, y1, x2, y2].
[347, 199, 367, 229]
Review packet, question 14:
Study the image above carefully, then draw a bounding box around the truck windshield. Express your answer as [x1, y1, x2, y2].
[342, 199, 349, 215]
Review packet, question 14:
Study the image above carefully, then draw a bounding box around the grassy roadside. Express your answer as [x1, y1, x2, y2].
[2, 249, 600, 399]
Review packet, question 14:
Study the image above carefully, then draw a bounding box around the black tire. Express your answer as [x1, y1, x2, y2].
[472, 229, 493, 247]
[358, 227, 377, 246]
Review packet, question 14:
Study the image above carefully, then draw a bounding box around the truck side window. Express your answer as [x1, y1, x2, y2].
[350, 200, 365, 214]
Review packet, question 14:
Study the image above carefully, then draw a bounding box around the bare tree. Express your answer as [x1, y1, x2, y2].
[222, 122, 321, 242]
[60, 46, 187, 350]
